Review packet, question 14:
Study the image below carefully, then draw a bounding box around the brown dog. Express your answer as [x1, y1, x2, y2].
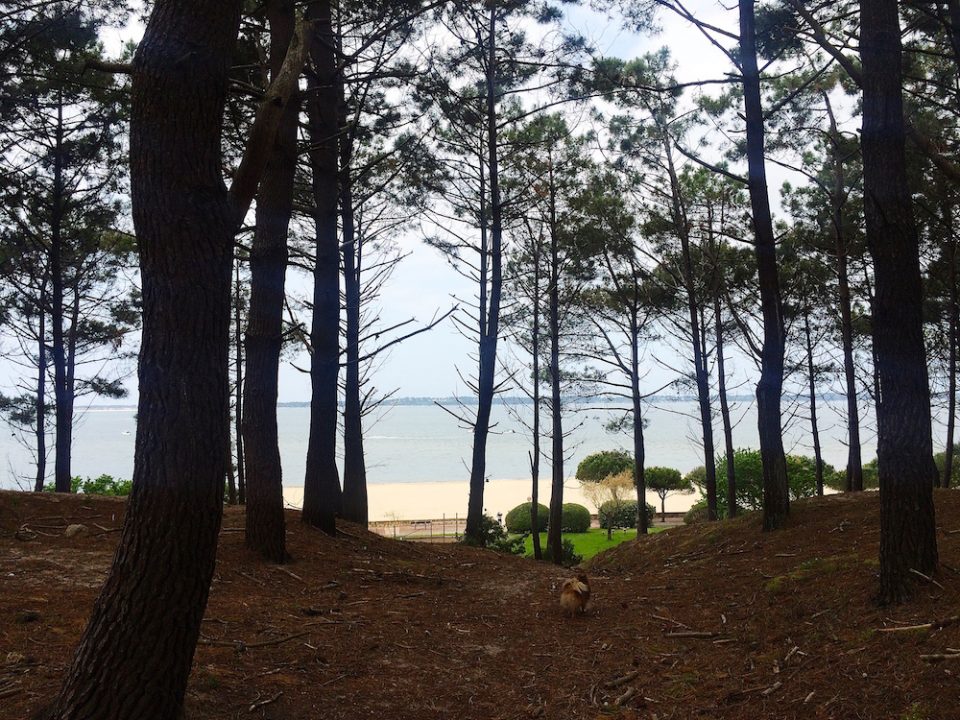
[559, 573, 591, 616]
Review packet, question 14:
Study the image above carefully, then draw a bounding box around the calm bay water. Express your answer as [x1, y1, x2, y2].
[0, 398, 886, 491]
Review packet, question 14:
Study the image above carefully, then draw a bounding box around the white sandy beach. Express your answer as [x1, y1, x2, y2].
[282, 478, 700, 522]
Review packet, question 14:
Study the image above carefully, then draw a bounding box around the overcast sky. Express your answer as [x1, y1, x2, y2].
[0, 1, 819, 405]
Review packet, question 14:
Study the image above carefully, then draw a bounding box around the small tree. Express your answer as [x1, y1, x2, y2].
[581, 470, 634, 539]
[576, 450, 633, 483]
[645, 466, 692, 522]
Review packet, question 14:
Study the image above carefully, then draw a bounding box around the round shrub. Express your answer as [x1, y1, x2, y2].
[576, 450, 633, 482]
[598, 499, 655, 529]
[683, 500, 710, 525]
[504, 502, 549, 533]
[560, 503, 591, 533]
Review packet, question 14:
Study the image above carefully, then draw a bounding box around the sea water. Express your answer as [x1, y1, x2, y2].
[0, 398, 882, 492]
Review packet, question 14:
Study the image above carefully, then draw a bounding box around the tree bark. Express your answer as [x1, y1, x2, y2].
[302, 0, 342, 534]
[546, 155, 564, 564]
[823, 95, 864, 493]
[530, 235, 543, 560]
[662, 133, 717, 520]
[937, 203, 960, 488]
[714, 293, 737, 516]
[232, 259, 244, 506]
[34, 282, 47, 492]
[803, 311, 825, 496]
[50, 86, 72, 494]
[243, 0, 299, 561]
[739, 0, 789, 530]
[631, 306, 649, 535]
[465, 4, 504, 545]
[339, 33, 368, 525]
[860, 0, 939, 604]
[42, 0, 242, 715]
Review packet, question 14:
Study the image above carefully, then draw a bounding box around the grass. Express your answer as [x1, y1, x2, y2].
[520, 526, 665, 561]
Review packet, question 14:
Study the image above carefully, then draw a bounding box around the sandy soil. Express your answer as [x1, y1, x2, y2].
[1, 489, 958, 719]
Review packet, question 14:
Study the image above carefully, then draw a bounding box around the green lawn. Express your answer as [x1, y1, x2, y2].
[520, 526, 664, 561]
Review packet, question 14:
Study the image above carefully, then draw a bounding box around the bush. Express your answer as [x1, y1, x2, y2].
[542, 538, 582, 567]
[460, 514, 507, 548]
[44, 474, 131, 496]
[504, 502, 550, 533]
[688, 449, 829, 518]
[576, 450, 633, 482]
[560, 503, 591, 533]
[683, 500, 710, 525]
[598, 499, 655, 530]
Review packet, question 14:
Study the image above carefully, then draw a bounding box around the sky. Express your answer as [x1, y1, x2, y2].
[0, 1, 817, 406]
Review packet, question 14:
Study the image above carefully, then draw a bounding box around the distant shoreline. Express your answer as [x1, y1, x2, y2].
[83, 392, 859, 411]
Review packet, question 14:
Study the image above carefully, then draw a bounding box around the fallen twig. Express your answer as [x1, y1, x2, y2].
[761, 681, 782, 697]
[909, 568, 946, 590]
[920, 653, 960, 662]
[249, 691, 282, 712]
[603, 670, 640, 689]
[199, 631, 309, 652]
[614, 686, 637, 706]
[272, 566, 304, 583]
[878, 616, 960, 633]
[665, 631, 719, 639]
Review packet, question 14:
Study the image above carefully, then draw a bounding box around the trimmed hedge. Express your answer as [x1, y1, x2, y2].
[598, 499, 655, 529]
[505, 502, 550, 533]
[560, 503, 591, 533]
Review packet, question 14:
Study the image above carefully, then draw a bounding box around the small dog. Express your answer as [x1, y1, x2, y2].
[559, 573, 591, 617]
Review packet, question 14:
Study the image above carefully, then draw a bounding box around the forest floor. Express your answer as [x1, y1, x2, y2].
[1, 489, 959, 720]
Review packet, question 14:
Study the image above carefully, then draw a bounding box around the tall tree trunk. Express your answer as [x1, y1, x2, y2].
[243, 0, 298, 560]
[302, 0, 342, 533]
[803, 310, 825, 496]
[232, 260, 244, 506]
[34, 282, 47, 492]
[860, 0, 939, 604]
[546, 169, 563, 564]
[942, 201, 957, 490]
[631, 307, 649, 535]
[714, 293, 737, 516]
[466, 4, 504, 545]
[824, 94, 864, 492]
[42, 1, 242, 715]
[662, 133, 717, 519]
[740, 0, 789, 530]
[50, 87, 72, 494]
[339, 58, 368, 526]
[530, 236, 543, 560]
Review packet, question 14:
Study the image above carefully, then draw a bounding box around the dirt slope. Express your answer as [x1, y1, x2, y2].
[1, 489, 958, 720]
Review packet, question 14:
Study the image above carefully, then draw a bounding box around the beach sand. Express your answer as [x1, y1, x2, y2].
[283, 478, 700, 522]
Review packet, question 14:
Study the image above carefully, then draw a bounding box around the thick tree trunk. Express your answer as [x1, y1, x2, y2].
[466, 5, 504, 545]
[714, 294, 737, 516]
[740, 0, 789, 530]
[803, 311, 825, 496]
[243, 0, 298, 561]
[42, 1, 241, 716]
[302, 0, 342, 533]
[860, 0, 939, 604]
